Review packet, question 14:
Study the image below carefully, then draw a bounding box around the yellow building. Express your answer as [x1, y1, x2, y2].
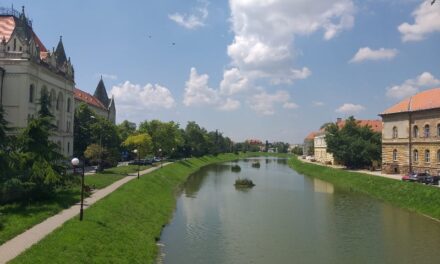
[380, 88, 440, 175]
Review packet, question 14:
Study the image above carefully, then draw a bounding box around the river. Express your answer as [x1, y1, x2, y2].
[158, 157, 440, 264]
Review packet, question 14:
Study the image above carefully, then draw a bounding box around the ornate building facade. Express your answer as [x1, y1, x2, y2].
[74, 78, 116, 124]
[380, 88, 440, 175]
[0, 7, 75, 156]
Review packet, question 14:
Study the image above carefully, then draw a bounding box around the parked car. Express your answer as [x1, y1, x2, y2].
[402, 172, 430, 183]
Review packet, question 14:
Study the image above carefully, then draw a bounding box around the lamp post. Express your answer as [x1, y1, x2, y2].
[71, 157, 85, 221]
[134, 149, 140, 179]
[90, 115, 102, 172]
[159, 148, 163, 168]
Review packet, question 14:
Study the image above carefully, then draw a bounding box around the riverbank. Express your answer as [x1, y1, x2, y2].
[289, 156, 440, 221]
[9, 153, 255, 264]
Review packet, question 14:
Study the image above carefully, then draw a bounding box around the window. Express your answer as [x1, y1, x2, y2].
[13, 38, 16, 51]
[29, 85, 34, 103]
[424, 124, 430, 138]
[413, 126, 418, 138]
[392, 127, 398, 139]
[437, 124, 440, 137]
[393, 149, 397, 161]
[56, 93, 63, 111]
[413, 149, 419, 162]
[67, 98, 71, 112]
[425, 150, 430, 163]
[437, 150, 440, 162]
[67, 120, 71, 132]
[67, 142, 70, 153]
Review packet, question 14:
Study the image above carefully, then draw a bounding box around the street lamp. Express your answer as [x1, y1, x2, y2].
[90, 115, 102, 172]
[133, 149, 140, 179]
[71, 157, 85, 221]
[159, 148, 162, 168]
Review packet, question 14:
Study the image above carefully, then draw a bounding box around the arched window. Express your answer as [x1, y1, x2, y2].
[437, 124, 440, 137]
[413, 126, 418, 138]
[50, 89, 56, 108]
[393, 149, 397, 161]
[437, 150, 440, 162]
[67, 98, 71, 112]
[425, 149, 430, 163]
[56, 93, 63, 111]
[413, 149, 419, 162]
[392, 127, 398, 139]
[424, 124, 430, 138]
[29, 84, 35, 103]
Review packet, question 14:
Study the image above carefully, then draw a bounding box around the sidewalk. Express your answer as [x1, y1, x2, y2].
[0, 163, 171, 264]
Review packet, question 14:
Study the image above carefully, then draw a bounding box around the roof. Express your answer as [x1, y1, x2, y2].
[336, 119, 383, 133]
[305, 131, 319, 140]
[381, 88, 440, 115]
[74, 88, 107, 110]
[0, 15, 47, 53]
[93, 78, 110, 107]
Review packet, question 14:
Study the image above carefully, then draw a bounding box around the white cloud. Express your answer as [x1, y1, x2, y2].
[349, 47, 398, 63]
[313, 101, 325, 107]
[249, 90, 298, 115]
[96, 73, 118, 80]
[398, 1, 440, 42]
[169, 1, 208, 30]
[386, 72, 440, 99]
[335, 103, 365, 114]
[220, 68, 249, 95]
[183, 67, 219, 106]
[223, 0, 354, 87]
[218, 98, 241, 111]
[110, 81, 175, 110]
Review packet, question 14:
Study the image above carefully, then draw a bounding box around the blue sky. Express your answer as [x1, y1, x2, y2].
[5, 0, 440, 143]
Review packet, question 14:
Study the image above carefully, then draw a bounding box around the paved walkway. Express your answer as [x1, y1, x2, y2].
[0, 163, 171, 264]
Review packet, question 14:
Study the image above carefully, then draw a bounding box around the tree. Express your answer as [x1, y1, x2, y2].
[122, 133, 153, 158]
[139, 120, 183, 156]
[117, 120, 136, 143]
[73, 103, 96, 157]
[0, 106, 12, 185]
[325, 116, 381, 169]
[292, 146, 303, 155]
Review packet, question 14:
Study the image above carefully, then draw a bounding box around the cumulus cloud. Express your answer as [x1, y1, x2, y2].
[398, 1, 440, 42]
[349, 47, 398, 63]
[217, 98, 241, 111]
[386, 72, 440, 99]
[169, 1, 208, 29]
[222, 0, 354, 87]
[335, 103, 365, 114]
[249, 90, 298, 115]
[183, 67, 219, 106]
[219, 68, 249, 95]
[110, 81, 175, 110]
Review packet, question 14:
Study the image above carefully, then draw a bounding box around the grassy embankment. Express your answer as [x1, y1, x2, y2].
[0, 165, 151, 245]
[289, 156, 440, 220]
[11, 153, 258, 263]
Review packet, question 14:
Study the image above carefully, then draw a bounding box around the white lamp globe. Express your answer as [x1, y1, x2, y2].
[133, 149, 138, 153]
[71, 157, 80, 166]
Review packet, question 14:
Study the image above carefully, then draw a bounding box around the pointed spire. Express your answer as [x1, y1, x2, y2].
[55, 36, 67, 67]
[94, 78, 110, 107]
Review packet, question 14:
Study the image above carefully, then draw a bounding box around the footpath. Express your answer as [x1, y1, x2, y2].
[0, 164, 170, 264]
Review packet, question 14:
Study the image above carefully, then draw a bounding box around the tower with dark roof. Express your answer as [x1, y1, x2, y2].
[93, 77, 110, 107]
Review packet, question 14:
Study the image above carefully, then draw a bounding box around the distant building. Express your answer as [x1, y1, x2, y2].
[380, 88, 440, 175]
[303, 131, 318, 156]
[74, 78, 115, 124]
[0, 7, 75, 156]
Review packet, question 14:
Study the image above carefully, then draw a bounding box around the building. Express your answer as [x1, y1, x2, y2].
[303, 131, 319, 156]
[0, 7, 75, 157]
[313, 118, 382, 165]
[380, 88, 440, 175]
[74, 78, 116, 124]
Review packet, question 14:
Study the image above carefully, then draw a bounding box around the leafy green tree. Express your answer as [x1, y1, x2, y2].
[122, 133, 153, 158]
[325, 116, 381, 169]
[139, 120, 183, 156]
[292, 146, 303, 155]
[117, 120, 136, 143]
[0, 106, 12, 185]
[73, 103, 96, 157]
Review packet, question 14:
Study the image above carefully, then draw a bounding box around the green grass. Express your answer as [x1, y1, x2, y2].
[0, 165, 150, 245]
[10, 153, 255, 264]
[289, 156, 440, 220]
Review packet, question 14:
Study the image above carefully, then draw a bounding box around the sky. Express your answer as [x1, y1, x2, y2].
[4, 0, 440, 143]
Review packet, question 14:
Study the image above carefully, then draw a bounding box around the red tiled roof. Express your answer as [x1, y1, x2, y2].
[305, 131, 319, 140]
[0, 16, 47, 54]
[382, 88, 440, 115]
[74, 88, 107, 110]
[337, 119, 383, 133]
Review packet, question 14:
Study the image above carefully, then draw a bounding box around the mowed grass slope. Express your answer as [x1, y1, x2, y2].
[289, 156, 440, 220]
[0, 165, 150, 245]
[11, 154, 248, 264]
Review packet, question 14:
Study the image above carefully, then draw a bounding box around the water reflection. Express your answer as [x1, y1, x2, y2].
[313, 178, 334, 194]
[161, 158, 440, 264]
